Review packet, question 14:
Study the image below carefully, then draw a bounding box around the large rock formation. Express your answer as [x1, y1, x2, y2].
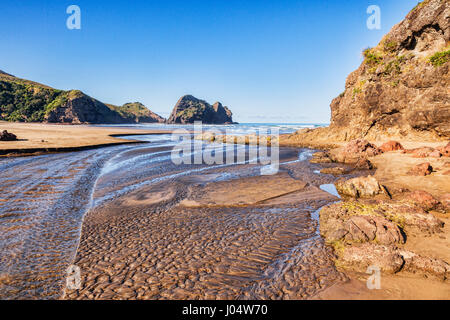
[330, 0, 449, 140]
[167, 95, 235, 124]
[0, 71, 165, 124]
[286, 0, 449, 145]
[45, 90, 125, 124]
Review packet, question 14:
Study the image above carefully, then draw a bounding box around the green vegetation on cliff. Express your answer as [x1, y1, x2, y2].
[429, 49, 450, 67]
[0, 79, 65, 122]
[107, 102, 164, 123]
[0, 71, 164, 123]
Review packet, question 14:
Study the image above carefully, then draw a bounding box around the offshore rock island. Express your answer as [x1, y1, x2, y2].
[167, 95, 235, 124]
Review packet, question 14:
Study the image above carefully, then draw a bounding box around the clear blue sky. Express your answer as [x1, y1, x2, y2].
[0, 0, 420, 123]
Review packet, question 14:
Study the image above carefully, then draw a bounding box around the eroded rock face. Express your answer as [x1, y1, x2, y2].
[339, 244, 405, 273]
[295, 0, 449, 142]
[321, 200, 448, 278]
[335, 175, 385, 198]
[46, 92, 124, 124]
[339, 244, 449, 278]
[321, 200, 443, 236]
[0, 130, 17, 141]
[167, 95, 234, 124]
[399, 249, 450, 278]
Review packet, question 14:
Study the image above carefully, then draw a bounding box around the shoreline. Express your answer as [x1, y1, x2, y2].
[0, 121, 175, 156]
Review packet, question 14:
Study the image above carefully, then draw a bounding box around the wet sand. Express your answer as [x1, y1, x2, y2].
[0, 122, 172, 155]
[63, 147, 354, 300]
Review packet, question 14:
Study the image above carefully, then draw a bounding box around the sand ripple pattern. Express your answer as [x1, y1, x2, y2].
[0, 145, 134, 299]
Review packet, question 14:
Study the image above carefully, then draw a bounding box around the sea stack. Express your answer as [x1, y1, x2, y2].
[167, 95, 235, 124]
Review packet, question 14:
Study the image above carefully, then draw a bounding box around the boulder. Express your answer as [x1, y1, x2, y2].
[335, 175, 385, 198]
[379, 141, 404, 152]
[407, 162, 433, 176]
[331, 139, 381, 164]
[0, 130, 17, 141]
[339, 244, 404, 274]
[378, 201, 444, 233]
[320, 202, 405, 245]
[403, 190, 442, 211]
[354, 158, 374, 170]
[321, 200, 444, 235]
[338, 244, 449, 278]
[398, 250, 450, 279]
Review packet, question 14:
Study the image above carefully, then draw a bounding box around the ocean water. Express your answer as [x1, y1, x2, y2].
[95, 122, 327, 135]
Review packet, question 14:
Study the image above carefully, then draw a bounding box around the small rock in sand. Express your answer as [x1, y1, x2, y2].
[320, 167, 347, 175]
[354, 158, 373, 170]
[0, 130, 17, 141]
[407, 162, 433, 176]
[379, 141, 404, 153]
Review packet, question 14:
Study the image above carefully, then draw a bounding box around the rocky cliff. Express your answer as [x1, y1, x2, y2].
[107, 102, 165, 123]
[291, 0, 449, 144]
[167, 95, 235, 124]
[0, 71, 165, 124]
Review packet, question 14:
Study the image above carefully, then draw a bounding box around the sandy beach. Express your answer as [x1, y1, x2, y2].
[0, 122, 173, 156]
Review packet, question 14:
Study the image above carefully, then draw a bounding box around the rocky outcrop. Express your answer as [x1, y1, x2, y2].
[329, 139, 381, 164]
[0, 130, 17, 141]
[289, 0, 450, 143]
[45, 90, 125, 124]
[167, 95, 235, 124]
[339, 243, 449, 278]
[335, 175, 387, 198]
[403, 190, 443, 211]
[212, 102, 233, 124]
[320, 198, 447, 278]
[107, 102, 165, 123]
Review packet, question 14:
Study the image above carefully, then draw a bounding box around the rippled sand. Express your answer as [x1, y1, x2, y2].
[1, 134, 348, 299]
